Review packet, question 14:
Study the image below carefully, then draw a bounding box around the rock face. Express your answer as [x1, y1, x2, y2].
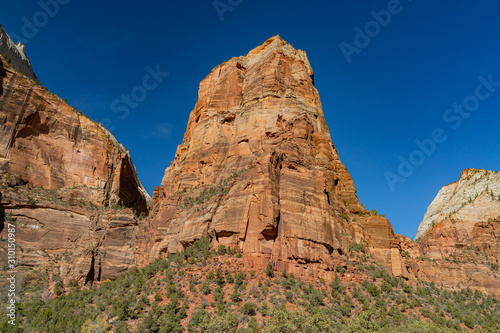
[0, 55, 150, 213]
[353, 216, 408, 278]
[401, 169, 500, 297]
[416, 168, 500, 241]
[0, 24, 37, 81]
[0, 52, 150, 289]
[144, 36, 402, 279]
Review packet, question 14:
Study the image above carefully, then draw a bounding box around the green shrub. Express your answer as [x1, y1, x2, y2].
[200, 281, 211, 295]
[265, 262, 274, 278]
[242, 302, 257, 316]
[351, 243, 366, 253]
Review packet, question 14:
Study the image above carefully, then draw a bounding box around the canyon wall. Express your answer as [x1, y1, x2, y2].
[0, 52, 150, 288]
[143, 36, 403, 280]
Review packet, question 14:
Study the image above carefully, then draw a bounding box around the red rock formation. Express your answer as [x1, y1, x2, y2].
[143, 36, 403, 280]
[399, 169, 500, 297]
[0, 53, 150, 287]
[0, 55, 149, 213]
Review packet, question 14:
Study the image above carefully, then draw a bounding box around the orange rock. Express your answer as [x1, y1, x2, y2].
[0, 53, 150, 287]
[0, 55, 150, 212]
[401, 169, 500, 297]
[143, 36, 391, 279]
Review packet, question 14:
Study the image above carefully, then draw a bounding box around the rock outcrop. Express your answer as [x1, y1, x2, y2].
[143, 36, 403, 280]
[0, 54, 150, 213]
[416, 168, 500, 241]
[0, 52, 150, 289]
[3, 31, 498, 300]
[400, 169, 500, 297]
[0, 24, 37, 81]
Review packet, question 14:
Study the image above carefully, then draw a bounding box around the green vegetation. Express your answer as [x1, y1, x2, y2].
[2, 238, 499, 332]
[0, 171, 134, 213]
[351, 243, 367, 253]
[178, 167, 250, 209]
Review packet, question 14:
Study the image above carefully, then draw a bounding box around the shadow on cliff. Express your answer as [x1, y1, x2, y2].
[0, 58, 5, 97]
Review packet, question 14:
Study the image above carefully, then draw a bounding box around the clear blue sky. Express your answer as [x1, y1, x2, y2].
[1, 1, 499, 239]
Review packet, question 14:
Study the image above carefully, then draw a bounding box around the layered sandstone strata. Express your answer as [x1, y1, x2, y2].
[0, 55, 149, 213]
[144, 36, 403, 279]
[0, 52, 150, 288]
[416, 168, 500, 241]
[400, 169, 500, 297]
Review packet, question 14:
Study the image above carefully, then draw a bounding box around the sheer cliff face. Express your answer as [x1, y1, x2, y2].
[0, 24, 37, 81]
[401, 169, 500, 297]
[0, 54, 150, 286]
[147, 36, 367, 277]
[0, 55, 149, 213]
[416, 168, 500, 241]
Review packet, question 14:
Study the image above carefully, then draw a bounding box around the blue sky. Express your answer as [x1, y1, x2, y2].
[1, 1, 499, 239]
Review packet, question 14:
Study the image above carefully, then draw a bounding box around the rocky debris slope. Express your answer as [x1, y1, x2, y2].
[0, 24, 37, 81]
[399, 169, 500, 297]
[143, 36, 404, 280]
[0, 52, 150, 288]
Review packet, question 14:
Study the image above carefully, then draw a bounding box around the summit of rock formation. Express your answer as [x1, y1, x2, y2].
[0, 24, 37, 81]
[401, 168, 500, 297]
[143, 36, 403, 280]
[416, 168, 500, 241]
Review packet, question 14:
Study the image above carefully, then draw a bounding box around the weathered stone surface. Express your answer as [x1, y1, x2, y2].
[400, 169, 500, 297]
[416, 168, 500, 240]
[0, 55, 150, 213]
[0, 48, 150, 290]
[143, 36, 403, 280]
[355, 216, 408, 278]
[0, 24, 37, 81]
[0, 194, 141, 286]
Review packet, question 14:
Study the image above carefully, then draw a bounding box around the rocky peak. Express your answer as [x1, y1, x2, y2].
[143, 37, 395, 280]
[402, 169, 500, 297]
[416, 168, 500, 240]
[0, 24, 37, 81]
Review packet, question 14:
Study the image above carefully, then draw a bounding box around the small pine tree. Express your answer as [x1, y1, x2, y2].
[265, 261, 274, 278]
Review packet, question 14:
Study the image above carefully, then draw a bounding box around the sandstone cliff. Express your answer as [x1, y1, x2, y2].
[400, 169, 500, 297]
[0, 52, 150, 289]
[0, 24, 36, 81]
[143, 36, 403, 280]
[416, 168, 500, 241]
[0, 54, 149, 212]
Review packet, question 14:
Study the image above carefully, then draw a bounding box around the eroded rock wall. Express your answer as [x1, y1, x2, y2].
[143, 36, 403, 280]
